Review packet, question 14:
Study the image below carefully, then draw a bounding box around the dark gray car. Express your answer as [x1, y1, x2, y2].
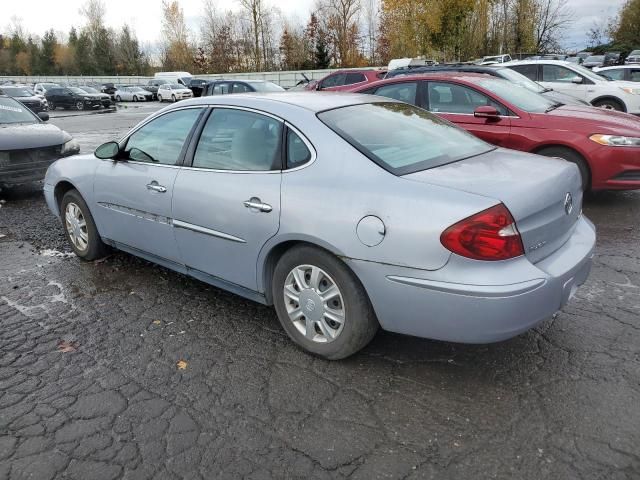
[0, 95, 79, 188]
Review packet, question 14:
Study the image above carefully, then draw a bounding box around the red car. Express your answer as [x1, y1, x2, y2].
[305, 69, 386, 92]
[350, 73, 640, 191]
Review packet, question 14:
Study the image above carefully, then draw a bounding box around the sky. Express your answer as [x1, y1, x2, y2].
[2, 0, 627, 53]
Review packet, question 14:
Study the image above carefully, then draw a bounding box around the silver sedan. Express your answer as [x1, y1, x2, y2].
[43, 93, 595, 359]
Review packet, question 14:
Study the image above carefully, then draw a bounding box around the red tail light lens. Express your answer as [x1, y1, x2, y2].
[440, 204, 524, 261]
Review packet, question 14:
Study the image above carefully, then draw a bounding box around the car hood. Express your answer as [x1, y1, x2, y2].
[14, 96, 42, 103]
[0, 123, 71, 150]
[542, 89, 588, 106]
[539, 104, 640, 135]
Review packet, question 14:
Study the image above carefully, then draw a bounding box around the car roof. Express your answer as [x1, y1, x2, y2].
[176, 91, 395, 112]
[596, 65, 639, 70]
[366, 71, 494, 85]
[501, 59, 573, 66]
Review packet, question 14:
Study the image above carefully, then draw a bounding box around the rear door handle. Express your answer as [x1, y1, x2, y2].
[146, 182, 167, 193]
[244, 198, 272, 213]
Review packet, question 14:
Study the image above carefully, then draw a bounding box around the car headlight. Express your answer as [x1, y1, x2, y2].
[620, 87, 640, 95]
[60, 138, 80, 156]
[590, 134, 640, 147]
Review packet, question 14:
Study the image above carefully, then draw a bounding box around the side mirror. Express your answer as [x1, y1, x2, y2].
[315, 82, 322, 91]
[474, 106, 500, 119]
[571, 76, 583, 84]
[37, 112, 49, 122]
[95, 141, 120, 160]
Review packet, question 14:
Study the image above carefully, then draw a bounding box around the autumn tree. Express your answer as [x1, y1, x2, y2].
[161, 0, 194, 70]
[611, 0, 640, 46]
[238, 0, 265, 70]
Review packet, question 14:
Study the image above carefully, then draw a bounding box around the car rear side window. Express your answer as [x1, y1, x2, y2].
[631, 70, 640, 82]
[510, 64, 538, 81]
[321, 74, 345, 88]
[345, 73, 366, 85]
[373, 82, 418, 104]
[193, 109, 283, 171]
[600, 69, 625, 80]
[286, 130, 311, 169]
[124, 108, 203, 165]
[232, 83, 252, 93]
[318, 102, 493, 176]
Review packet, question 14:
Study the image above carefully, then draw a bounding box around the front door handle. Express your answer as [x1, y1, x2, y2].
[146, 182, 167, 193]
[243, 198, 272, 213]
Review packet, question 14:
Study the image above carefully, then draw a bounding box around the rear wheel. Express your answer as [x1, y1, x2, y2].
[60, 189, 108, 261]
[116, 95, 122, 102]
[171, 94, 177, 102]
[592, 98, 624, 111]
[75, 101, 84, 111]
[537, 146, 590, 191]
[49, 102, 56, 110]
[272, 245, 379, 360]
[133, 96, 138, 102]
[157, 94, 163, 102]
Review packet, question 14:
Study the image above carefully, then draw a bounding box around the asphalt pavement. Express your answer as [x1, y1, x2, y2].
[0, 105, 639, 479]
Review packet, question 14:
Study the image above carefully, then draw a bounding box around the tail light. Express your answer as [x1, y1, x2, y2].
[440, 204, 524, 261]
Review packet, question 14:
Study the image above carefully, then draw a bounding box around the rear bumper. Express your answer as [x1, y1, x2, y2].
[346, 216, 596, 343]
[589, 145, 640, 190]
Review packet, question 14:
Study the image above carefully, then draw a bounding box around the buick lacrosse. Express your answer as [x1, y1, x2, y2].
[44, 92, 595, 359]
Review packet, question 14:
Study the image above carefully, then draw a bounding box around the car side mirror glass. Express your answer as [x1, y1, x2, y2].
[37, 112, 49, 122]
[571, 76, 583, 84]
[95, 141, 120, 160]
[474, 106, 500, 119]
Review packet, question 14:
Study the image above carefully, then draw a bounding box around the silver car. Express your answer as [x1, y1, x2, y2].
[115, 86, 151, 102]
[43, 93, 595, 359]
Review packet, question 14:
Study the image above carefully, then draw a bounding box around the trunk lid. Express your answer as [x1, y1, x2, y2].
[403, 148, 583, 263]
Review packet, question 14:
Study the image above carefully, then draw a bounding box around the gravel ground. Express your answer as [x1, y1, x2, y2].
[0, 108, 639, 479]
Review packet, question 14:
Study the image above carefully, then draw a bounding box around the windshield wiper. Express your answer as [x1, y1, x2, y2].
[545, 103, 563, 113]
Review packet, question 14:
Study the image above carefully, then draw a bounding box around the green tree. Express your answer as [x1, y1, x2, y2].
[39, 29, 57, 74]
[75, 30, 95, 74]
[612, 0, 640, 46]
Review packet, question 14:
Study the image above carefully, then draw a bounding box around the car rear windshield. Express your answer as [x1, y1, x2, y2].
[1, 87, 32, 97]
[0, 97, 37, 124]
[318, 102, 494, 175]
[250, 82, 285, 92]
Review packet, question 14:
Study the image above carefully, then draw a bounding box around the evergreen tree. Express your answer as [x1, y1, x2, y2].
[75, 30, 95, 74]
[314, 31, 331, 69]
[39, 29, 57, 74]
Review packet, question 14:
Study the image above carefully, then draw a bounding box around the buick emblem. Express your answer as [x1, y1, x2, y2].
[564, 193, 573, 216]
[305, 299, 316, 313]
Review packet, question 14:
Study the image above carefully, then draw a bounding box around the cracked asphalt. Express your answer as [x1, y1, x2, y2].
[0, 106, 639, 479]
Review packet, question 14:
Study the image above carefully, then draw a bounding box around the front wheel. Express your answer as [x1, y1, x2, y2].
[592, 98, 624, 111]
[171, 94, 176, 102]
[133, 96, 138, 102]
[116, 95, 122, 102]
[49, 102, 56, 110]
[157, 94, 163, 102]
[272, 246, 379, 360]
[75, 101, 84, 111]
[60, 190, 108, 261]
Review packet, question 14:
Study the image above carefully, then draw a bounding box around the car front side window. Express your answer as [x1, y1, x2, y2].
[542, 65, 580, 83]
[232, 83, 252, 93]
[124, 108, 203, 165]
[321, 74, 346, 89]
[192, 108, 283, 171]
[212, 83, 231, 95]
[427, 82, 507, 115]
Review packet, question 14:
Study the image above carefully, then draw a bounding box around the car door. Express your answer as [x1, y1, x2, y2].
[539, 64, 590, 101]
[172, 107, 283, 291]
[93, 107, 205, 263]
[423, 81, 511, 147]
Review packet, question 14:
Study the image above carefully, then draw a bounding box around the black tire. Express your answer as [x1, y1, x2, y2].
[60, 189, 108, 261]
[157, 94, 163, 103]
[537, 146, 590, 191]
[49, 102, 56, 111]
[592, 98, 624, 111]
[75, 101, 84, 111]
[272, 245, 379, 360]
[171, 94, 177, 102]
[116, 95, 122, 102]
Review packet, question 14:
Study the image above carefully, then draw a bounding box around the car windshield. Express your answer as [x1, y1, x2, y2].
[43, 83, 58, 88]
[318, 102, 494, 175]
[493, 68, 545, 93]
[630, 50, 640, 56]
[168, 84, 182, 89]
[131, 87, 146, 92]
[569, 63, 609, 82]
[0, 97, 38, 124]
[250, 82, 285, 92]
[180, 77, 192, 85]
[69, 87, 87, 94]
[1, 87, 32, 97]
[81, 87, 99, 93]
[585, 56, 604, 63]
[476, 78, 556, 113]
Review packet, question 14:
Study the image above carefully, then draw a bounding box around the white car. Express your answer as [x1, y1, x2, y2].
[33, 82, 59, 96]
[480, 54, 512, 65]
[157, 83, 193, 102]
[114, 86, 151, 102]
[594, 65, 640, 83]
[503, 60, 640, 113]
